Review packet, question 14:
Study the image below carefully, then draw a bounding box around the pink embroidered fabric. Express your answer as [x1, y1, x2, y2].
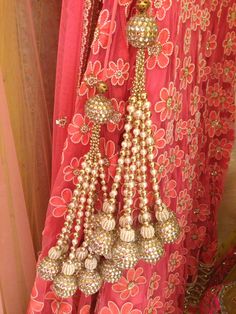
[28, 0, 236, 313]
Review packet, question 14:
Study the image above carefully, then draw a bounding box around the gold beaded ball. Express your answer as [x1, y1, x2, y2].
[157, 213, 180, 244]
[52, 274, 78, 298]
[127, 10, 158, 48]
[85, 94, 114, 124]
[37, 257, 61, 281]
[139, 237, 164, 263]
[78, 270, 103, 295]
[89, 227, 116, 258]
[112, 240, 139, 269]
[100, 259, 122, 283]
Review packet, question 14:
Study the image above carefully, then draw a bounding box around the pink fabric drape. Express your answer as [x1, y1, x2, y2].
[28, 0, 236, 313]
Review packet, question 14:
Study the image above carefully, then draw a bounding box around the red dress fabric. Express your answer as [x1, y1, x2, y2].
[28, 0, 236, 313]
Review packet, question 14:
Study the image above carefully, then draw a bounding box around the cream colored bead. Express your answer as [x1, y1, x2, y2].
[48, 247, 62, 259]
[62, 261, 76, 275]
[140, 225, 155, 239]
[85, 257, 97, 270]
[101, 216, 116, 231]
[120, 228, 135, 242]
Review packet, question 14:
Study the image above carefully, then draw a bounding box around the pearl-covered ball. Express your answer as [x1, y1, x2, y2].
[85, 95, 113, 124]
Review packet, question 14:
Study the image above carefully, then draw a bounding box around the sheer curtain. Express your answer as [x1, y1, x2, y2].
[0, 0, 61, 313]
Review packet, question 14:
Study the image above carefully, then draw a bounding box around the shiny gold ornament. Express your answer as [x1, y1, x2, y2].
[85, 95, 114, 124]
[52, 273, 78, 298]
[127, 2, 158, 49]
[137, 0, 151, 12]
[100, 259, 122, 283]
[112, 240, 139, 269]
[37, 257, 61, 281]
[157, 213, 180, 244]
[89, 227, 116, 258]
[77, 270, 103, 295]
[139, 236, 164, 263]
[96, 81, 108, 94]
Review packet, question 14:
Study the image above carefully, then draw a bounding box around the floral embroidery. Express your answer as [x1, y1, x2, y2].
[168, 251, 185, 272]
[184, 28, 191, 54]
[63, 157, 83, 184]
[180, 56, 195, 89]
[204, 31, 217, 57]
[28, 283, 44, 314]
[79, 305, 91, 314]
[144, 297, 163, 313]
[50, 188, 72, 218]
[227, 3, 236, 29]
[181, 0, 194, 23]
[223, 31, 236, 55]
[192, 203, 210, 222]
[163, 300, 176, 313]
[147, 272, 161, 298]
[222, 59, 236, 82]
[187, 224, 206, 250]
[107, 58, 130, 86]
[163, 179, 177, 207]
[198, 53, 211, 82]
[190, 86, 201, 116]
[155, 82, 181, 120]
[209, 138, 233, 161]
[167, 145, 184, 173]
[68, 114, 92, 145]
[191, 5, 202, 31]
[205, 111, 229, 138]
[147, 28, 173, 69]
[45, 290, 72, 314]
[153, 0, 172, 20]
[200, 8, 210, 31]
[112, 267, 146, 300]
[78, 61, 103, 97]
[164, 273, 181, 298]
[155, 152, 170, 182]
[177, 189, 192, 213]
[152, 125, 166, 151]
[99, 301, 142, 314]
[92, 9, 116, 54]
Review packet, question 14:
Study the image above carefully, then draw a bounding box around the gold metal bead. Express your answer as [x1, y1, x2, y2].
[157, 213, 180, 244]
[52, 273, 78, 298]
[100, 259, 122, 283]
[37, 257, 61, 281]
[127, 14, 158, 48]
[96, 81, 108, 94]
[139, 236, 164, 263]
[137, 0, 151, 12]
[89, 227, 116, 258]
[77, 270, 103, 295]
[112, 240, 139, 269]
[85, 95, 114, 124]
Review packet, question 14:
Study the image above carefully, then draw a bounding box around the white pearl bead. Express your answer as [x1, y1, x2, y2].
[127, 105, 135, 113]
[124, 123, 132, 131]
[146, 137, 154, 145]
[148, 153, 154, 160]
[80, 196, 86, 203]
[140, 149, 147, 156]
[144, 101, 151, 109]
[109, 190, 117, 198]
[130, 164, 136, 172]
[114, 175, 121, 182]
[146, 120, 152, 127]
[134, 109, 142, 119]
[133, 128, 140, 136]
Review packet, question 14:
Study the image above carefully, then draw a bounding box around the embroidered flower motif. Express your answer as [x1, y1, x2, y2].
[181, 0, 194, 23]
[155, 82, 178, 121]
[177, 189, 192, 214]
[153, 0, 172, 20]
[210, 62, 223, 80]
[180, 56, 195, 89]
[168, 251, 185, 273]
[79, 305, 91, 314]
[50, 188, 72, 217]
[147, 28, 173, 69]
[45, 290, 72, 314]
[204, 31, 217, 57]
[92, 9, 116, 54]
[192, 203, 210, 222]
[78, 61, 103, 97]
[118, 0, 132, 16]
[28, 283, 44, 314]
[191, 5, 202, 31]
[198, 53, 211, 82]
[189, 135, 198, 159]
[147, 272, 161, 298]
[190, 86, 201, 116]
[155, 152, 170, 182]
[112, 267, 146, 300]
[152, 125, 166, 152]
[166, 120, 174, 145]
[222, 59, 236, 83]
[63, 157, 83, 184]
[167, 145, 184, 173]
[205, 111, 229, 138]
[200, 8, 210, 31]
[107, 58, 130, 86]
[144, 297, 163, 313]
[99, 301, 142, 314]
[223, 31, 236, 55]
[100, 138, 118, 178]
[164, 273, 181, 299]
[107, 99, 125, 132]
[207, 83, 223, 107]
[186, 119, 196, 143]
[209, 163, 223, 182]
[209, 138, 233, 161]
[163, 179, 177, 207]
[175, 119, 187, 141]
[187, 224, 206, 250]
[163, 300, 176, 313]
[68, 114, 93, 145]
[227, 3, 236, 29]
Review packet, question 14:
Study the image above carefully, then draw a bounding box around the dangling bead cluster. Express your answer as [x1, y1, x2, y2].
[37, 0, 180, 298]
